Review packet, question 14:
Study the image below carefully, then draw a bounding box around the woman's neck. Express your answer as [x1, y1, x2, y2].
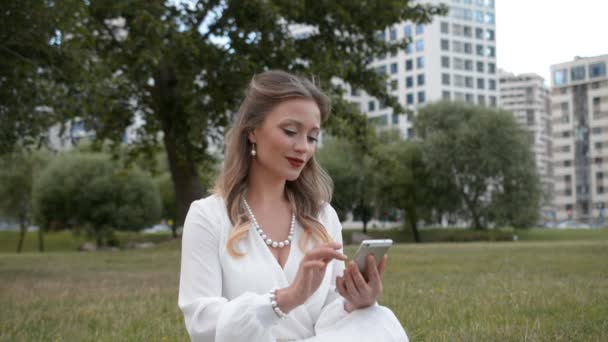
[246, 161, 287, 207]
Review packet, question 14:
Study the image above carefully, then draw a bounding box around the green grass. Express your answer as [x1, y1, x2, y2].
[1, 237, 607, 341]
[0, 230, 174, 253]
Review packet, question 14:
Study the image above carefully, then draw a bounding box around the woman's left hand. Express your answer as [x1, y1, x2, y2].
[336, 254, 387, 312]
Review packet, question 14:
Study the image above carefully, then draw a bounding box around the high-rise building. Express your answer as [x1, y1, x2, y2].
[346, 0, 498, 138]
[550, 54, 608, 224]
[498, 70, 553, 221]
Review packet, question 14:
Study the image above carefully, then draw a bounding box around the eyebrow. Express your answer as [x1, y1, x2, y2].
[282, 119, 320, 132]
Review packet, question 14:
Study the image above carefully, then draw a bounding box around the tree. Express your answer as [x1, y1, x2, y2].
[415, 101, 541, 229]
[374, 131, 438, 242]
[33, 153, 162, 247]
[0, 148, 51, 252]
[3, 1, 446, 226]
[317, 134, 376, 232]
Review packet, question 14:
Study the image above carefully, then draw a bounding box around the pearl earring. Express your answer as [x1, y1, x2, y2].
[251, 143, 257, 157]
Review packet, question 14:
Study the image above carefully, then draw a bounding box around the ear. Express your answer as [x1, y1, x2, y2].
[248, 129, 257, 144]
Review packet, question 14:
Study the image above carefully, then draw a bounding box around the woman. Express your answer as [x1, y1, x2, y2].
[178, 70, 408, 341]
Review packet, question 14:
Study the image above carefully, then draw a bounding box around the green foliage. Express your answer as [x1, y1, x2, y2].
[32, 153, 161, 246]
[317, 134, 378, 231]
[3, 0, 447, 225]
[415, 101, 541, 229]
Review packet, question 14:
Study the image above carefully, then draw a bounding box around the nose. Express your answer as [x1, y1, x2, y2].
[293, 134, 310, 154]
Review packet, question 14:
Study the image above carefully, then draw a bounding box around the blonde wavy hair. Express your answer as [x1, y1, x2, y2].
[213, 70, 334, 257]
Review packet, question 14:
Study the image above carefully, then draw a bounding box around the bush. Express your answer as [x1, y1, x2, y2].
[342, 227, 515, 244]
[32, 153, 161, 246]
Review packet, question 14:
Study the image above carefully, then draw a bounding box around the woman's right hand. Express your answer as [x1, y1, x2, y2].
[276, 242, 346, 313]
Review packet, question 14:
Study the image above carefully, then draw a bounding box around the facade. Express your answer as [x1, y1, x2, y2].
[498, 70, 554, 221]
[550, 54, 608, 224]
[346, 0, 498, 138]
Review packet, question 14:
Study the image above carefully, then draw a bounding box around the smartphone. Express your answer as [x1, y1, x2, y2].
[353, 239, 393, 274]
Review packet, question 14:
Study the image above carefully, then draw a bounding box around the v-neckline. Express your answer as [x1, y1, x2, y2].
[253, 221, 297, 272]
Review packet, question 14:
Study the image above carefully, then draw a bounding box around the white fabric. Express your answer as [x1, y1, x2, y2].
[178, 194, 408, 342]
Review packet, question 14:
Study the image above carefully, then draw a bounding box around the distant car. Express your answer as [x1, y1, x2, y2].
[142, 224, 171, 234]
[556, 221, 591, 229]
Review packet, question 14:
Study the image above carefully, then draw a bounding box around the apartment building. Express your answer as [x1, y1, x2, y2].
[498, 70, 553, 220]
[346, 0, 498, 138]
[550, 54, 608, 224]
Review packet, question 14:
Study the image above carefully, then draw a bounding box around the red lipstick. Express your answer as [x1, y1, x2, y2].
[286, 157, 304, 168]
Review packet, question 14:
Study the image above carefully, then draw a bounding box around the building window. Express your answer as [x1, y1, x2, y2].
[598, 186, 605, 194]
[443, 91, 451, 100]
[416, 39, 424, 52]
[465, 59, 473, 71]
[441, 56, 450, 68]
[389, 28, 397, 41]
[418, 91, 426, 103]
[454, 57, 464, 70]
[571, 66, 586, 81]
[442, 73, 451, 85]
[390, 79, 398, 91]
[465, 93, 474, 103]
[476, 44, 484, 56]
[441, 39, 450, 51]
[488, 79, 496, 90]
[475, 27, 483, 39]
[368, 101, 375, 111]
[488, 63, 496, 73]
[376, 65, 387, 75]
[489, 96, 497, 107]
[485, 46, 495, 57]
[554, 69, 567, 85]
[454, 74, 464, 87]
[564, 160, 572, 167]
[476, 61, 484, 72]
[485, 29, 495, 41]
[597, 172, 604, 180]
[405, 59, 413, 71]
[453, 41, 464, 53]
[595, 157, 604, 165]
[391, 63, 398, 74]
[464, 43, 472, 54]
[485, 13, 495, 24]
[590, 62, 606, 78]
[474, 10, 484, 23]
[406, 93, 414, 105]
[416, 56, 425, 69]
[478, 94, 485, 105]
[477, 78, 485, 89]
[527, 110, 535, 125]
[406, 76, 413, 88]
[465, 76, 474, 88]
[417, 74, 425, 86]
[404, 25, 412, 37]
[455, 92, 465, 101]
[561, 102, 569, 112]
[392, 113, 399, 125]
[440, 22, 449, 33]
[416, 24, 424, 35]
[405, 44, 412, 54]
[463, 26, 472, 37]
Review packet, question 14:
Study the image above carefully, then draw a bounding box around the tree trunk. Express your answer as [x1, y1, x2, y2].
[162, 132, 204, 227]
[37, 227, 44, 252]
[17, 221, 27, 253]
[362, 219, 368, 234]
[405, 207, 421, 243]
[153, 63, 204, 227]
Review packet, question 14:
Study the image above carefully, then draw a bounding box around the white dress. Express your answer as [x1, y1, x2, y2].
[178, 194, 408, 342]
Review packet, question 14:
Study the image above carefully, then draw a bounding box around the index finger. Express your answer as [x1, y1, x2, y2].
[305, 247, 347, 262]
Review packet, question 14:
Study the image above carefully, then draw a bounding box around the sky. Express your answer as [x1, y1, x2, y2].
[495, 0, 607, 84]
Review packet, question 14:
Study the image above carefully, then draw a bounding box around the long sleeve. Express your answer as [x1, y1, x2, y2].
[314, 205, 349, 334]
[178, 198, 281, 342]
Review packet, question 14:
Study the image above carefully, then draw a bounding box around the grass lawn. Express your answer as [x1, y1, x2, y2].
[1, 238, 607, 341]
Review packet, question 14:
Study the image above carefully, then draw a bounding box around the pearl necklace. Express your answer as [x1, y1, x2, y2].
[243, 198, 295, 249]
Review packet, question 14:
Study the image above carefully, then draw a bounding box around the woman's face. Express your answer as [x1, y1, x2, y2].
[249, 98, 321, 181]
